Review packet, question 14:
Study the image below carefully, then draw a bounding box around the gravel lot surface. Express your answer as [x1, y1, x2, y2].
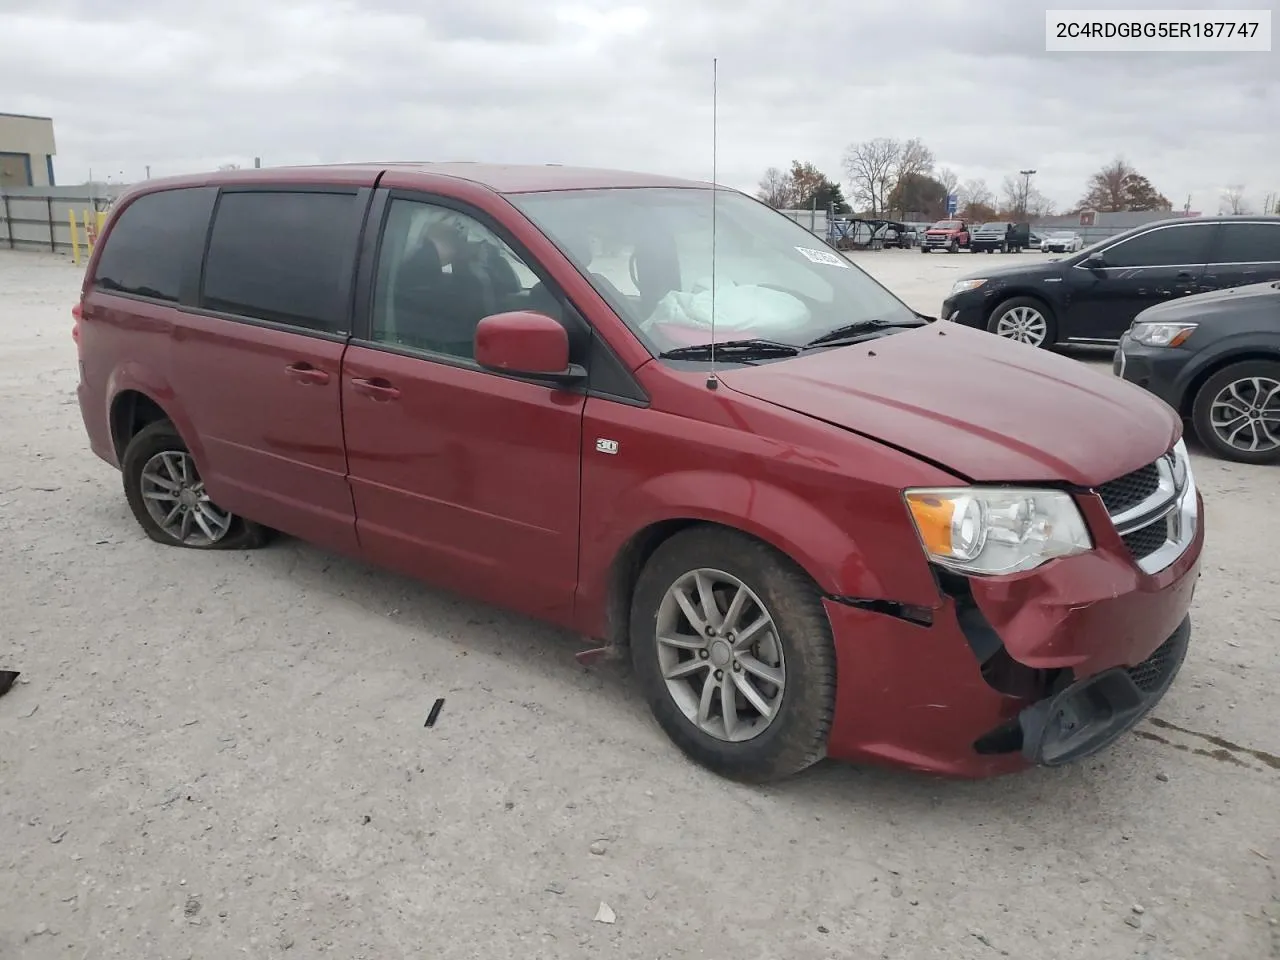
[1, 247, 1276, 959]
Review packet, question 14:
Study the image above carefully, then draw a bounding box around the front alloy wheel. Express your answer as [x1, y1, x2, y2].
[655, 568, 785, 742]
[1192, 360, 1280, 464]
[629, 526, 836, 783]
[988, 297, 1054, 348]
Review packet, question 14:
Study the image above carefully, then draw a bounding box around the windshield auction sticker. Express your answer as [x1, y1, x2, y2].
[795, 246, 850, 268]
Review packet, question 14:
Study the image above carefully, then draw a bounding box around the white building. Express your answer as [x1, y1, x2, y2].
[0, 112, 57, 188]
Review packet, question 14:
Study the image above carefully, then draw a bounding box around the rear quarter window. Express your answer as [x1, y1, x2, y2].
[200, 190, 361, 334]
[92, 187, 215, 302]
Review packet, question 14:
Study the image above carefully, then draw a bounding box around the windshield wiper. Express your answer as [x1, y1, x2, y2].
[803, 317, 924, 349]
[658, 338, 801, 361]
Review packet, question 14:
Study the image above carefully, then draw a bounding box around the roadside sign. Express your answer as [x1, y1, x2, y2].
[946, 193, 958, 216]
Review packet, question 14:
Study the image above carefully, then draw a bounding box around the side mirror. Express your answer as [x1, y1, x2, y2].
[474, 311, 585, 384]
[1081, 253, 1106, 268]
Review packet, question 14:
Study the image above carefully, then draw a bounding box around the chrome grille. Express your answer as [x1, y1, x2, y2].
[1095, 443, 1196, 575]
[1097, 463, 1160, 514]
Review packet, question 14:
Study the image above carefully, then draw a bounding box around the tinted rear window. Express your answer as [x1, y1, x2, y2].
[200, 190, 360, 333]
[92, 187, 212, 302]
[1213, 222, 1280, 264]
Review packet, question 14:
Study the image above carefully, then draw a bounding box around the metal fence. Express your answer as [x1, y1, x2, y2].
[0, 186, 119, 255]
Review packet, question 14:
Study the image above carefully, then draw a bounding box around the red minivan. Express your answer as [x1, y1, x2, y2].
[74, 163, 1203, 782]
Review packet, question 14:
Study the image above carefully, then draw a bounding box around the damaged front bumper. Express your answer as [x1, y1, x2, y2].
[969, 615, 1192, 766]
[821, 483, 1203, 778]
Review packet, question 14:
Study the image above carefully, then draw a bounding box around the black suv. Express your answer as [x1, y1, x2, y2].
[939, 216, 1280, 348]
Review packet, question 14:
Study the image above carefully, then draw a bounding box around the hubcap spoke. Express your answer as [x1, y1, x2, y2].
[721, 585, 747, 634]
[696, 674, 716, 726]
[657, 632, 703, 651]
[738, 653, 784, 687]
[732, 671, 774, 720]
[720, 673, 739, 738]
[664, 658, 709, 681]
[693, 571, 722, 628]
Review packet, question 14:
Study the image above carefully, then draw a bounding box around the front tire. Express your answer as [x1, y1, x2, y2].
[986, 296, 1057, 348]
[629, 526, 836, 783]
[1191, 360, 1280, 464]
[121, 420, 270, 549]
[948, 240, 959, 253]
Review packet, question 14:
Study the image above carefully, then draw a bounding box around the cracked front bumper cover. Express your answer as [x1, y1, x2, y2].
[1018, 615, 1191, 766]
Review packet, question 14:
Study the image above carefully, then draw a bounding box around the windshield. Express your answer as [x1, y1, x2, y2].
[930, 220, 961, 230]
[510, 187, 916, 357]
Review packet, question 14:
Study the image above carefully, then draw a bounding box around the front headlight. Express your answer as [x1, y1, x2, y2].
[904, 487, 1093, 576]
[1129, 320, 1197, 348]
[951, 278, 987, 295]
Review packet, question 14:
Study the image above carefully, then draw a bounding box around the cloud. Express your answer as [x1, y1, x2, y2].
[1, 0, 1276, 213]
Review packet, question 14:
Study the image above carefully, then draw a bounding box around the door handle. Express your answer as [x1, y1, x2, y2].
[285, 362, 331, 385]
[350, 377, 401, 401]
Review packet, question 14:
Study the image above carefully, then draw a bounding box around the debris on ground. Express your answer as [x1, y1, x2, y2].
[424, 698, 445, 728]
[0, 670, 19, 697]
[589, 840, 608, 855]
[593, 902, 616, 924]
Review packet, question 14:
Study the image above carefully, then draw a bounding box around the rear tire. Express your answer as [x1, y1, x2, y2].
[629, 526, 836, 783]
[1191, 360, 1280, 464]
[121, 420, 270, 549]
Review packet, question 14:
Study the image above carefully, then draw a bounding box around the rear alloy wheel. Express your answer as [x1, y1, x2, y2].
[630, 526, 835, 783]
[122, 420, 270, 549]
[987, 297, 1055, 348]
[1192, 360, 1280, 464]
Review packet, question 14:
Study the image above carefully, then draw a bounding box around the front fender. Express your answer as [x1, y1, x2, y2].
[1172, 334, 1280, 411]
[575, 468, 943, 639]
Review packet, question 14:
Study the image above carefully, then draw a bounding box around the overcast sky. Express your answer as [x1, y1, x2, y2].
[2, 0, 1276, 214]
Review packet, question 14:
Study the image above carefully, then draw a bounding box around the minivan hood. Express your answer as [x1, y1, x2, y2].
[1136, 279, 1280, 323]
[720, 322, 1179, 486]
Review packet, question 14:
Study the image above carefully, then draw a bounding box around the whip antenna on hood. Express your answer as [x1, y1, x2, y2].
[706, 56, 720, 391]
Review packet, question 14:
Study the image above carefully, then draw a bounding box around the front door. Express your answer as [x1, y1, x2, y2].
[341, 193, 587, 626]
[171, 185, 372, 555]
[1062, 221, 1218, 341]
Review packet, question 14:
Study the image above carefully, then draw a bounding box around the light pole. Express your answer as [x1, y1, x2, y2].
[1019, 169, 1037, 217]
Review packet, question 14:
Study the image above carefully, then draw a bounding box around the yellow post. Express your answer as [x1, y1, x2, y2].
[69, 210, 80, 265]
[96, 210, 107, 236]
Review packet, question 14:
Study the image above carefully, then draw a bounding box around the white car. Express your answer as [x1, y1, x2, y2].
[1041, 231, 1082, 253]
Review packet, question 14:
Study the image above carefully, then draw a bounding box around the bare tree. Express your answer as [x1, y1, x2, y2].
[894, 138, 935, 186]
[757, 166, 795, 209]
[842, 138, 901, 216]
[958, 177, 995, 212]
[1220, 184, 1249, 215]
[936, 167, 959, 197]
[1026, 187, 1056, 218]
